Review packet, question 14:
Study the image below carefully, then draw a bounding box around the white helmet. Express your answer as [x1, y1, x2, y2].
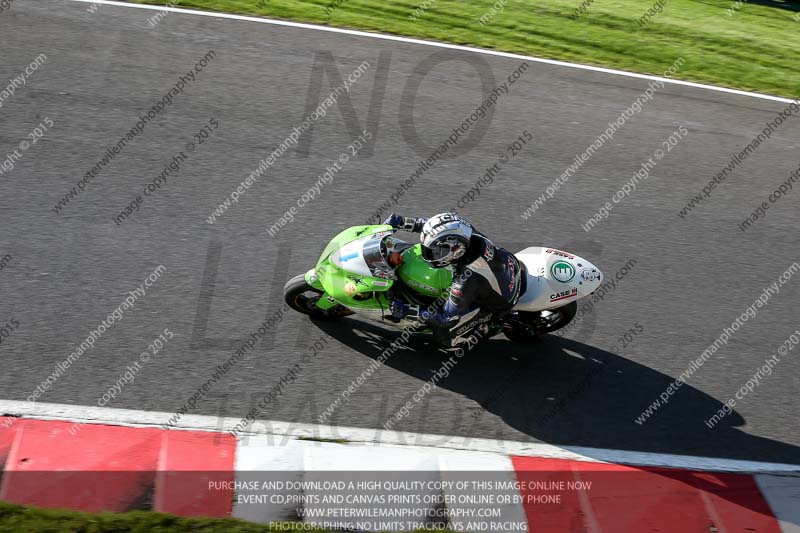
[420, 213, 473, 268]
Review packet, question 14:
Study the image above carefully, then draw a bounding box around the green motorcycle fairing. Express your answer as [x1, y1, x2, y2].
[304, 225, 452, 314]
[396, 244, 452, 299]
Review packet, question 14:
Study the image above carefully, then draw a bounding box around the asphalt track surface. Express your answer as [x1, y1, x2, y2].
[1, 0, 799, 465]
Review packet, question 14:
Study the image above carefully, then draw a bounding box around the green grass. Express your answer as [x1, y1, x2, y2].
[0, 501, 460, 532]
[0, 501, 295, 532]
[132, 0, 800, 98]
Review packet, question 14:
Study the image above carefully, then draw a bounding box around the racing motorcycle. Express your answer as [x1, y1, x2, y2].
[283, 224, 603, 342]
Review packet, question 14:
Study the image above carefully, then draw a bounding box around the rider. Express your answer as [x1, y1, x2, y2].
[384, 212, 525, 348]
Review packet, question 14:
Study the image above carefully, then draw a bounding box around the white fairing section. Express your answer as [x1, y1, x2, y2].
[513, 247, 603, 312]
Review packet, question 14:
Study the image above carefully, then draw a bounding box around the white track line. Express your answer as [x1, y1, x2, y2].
[2, 399, 799, 473]
[755, 475, 800, 533]
[63, 0, 797, 104]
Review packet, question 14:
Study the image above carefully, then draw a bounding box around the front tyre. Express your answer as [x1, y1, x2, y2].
[283, 274, 351, 319]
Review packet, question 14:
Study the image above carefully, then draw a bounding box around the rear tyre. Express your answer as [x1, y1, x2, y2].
[544, 301, 577, 333]
[283, 274, 351, 319]
[503, 323, 538, 343]
[502, 301, 578, 342]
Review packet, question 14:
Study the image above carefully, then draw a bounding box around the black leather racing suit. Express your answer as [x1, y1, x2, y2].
[400, 218, 526, 347]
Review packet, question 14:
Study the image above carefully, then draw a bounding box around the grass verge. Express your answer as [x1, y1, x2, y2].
[126, 0, 800, 98]
[0, 501, 309, 532]
[0, 501, 458, 532]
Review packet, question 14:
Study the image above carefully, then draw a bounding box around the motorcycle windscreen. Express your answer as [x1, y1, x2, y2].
[315, 225, 393, 267]
[328, 231, 395, 280]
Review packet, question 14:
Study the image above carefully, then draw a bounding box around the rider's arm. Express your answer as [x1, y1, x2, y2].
[384, 214, 427, 233]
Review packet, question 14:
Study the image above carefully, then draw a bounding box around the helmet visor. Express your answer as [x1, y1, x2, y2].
[421, 242, 451, 263]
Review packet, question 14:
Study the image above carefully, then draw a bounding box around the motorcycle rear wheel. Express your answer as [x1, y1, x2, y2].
[503, 301, 577, 342]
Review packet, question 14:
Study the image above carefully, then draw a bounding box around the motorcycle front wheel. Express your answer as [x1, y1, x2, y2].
[283, 274, 352, 318]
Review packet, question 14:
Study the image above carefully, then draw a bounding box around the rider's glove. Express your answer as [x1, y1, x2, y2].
[384, 213, 406, 229]
[384, 214, 423, 232]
